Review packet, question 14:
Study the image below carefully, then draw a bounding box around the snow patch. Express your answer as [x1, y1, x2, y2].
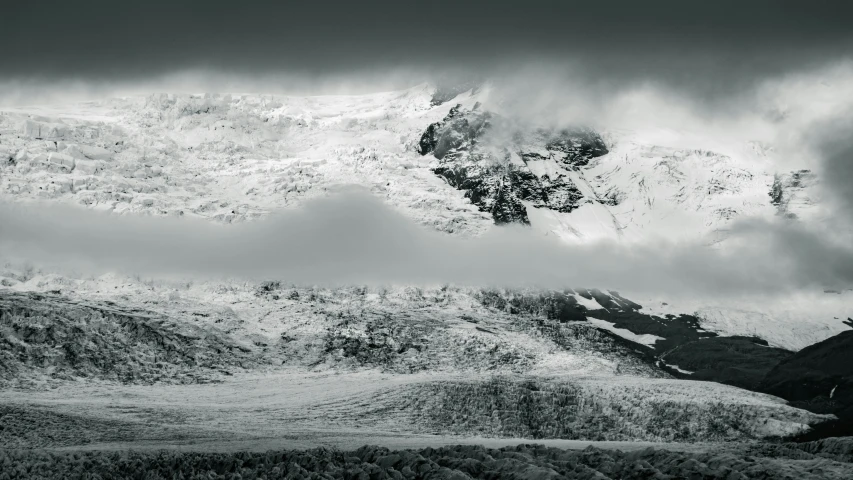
[696, 296, 853, 351]
[587, 317, 664, 347]
[571, 294, 602, 311]
[660, 360, 694, 375]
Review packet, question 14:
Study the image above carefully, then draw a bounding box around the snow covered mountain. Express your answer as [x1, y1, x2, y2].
[1, 82, 850, 346]
[0, 83, 822, 243]
[1, 82, 848, 342]
[1, 83, 851, 451]
[417, 102, 609, 225]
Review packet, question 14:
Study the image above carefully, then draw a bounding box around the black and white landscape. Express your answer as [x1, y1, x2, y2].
[2, 1, 853, 478]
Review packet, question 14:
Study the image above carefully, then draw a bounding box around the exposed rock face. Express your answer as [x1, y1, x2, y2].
[418, 105, 608, 224]
[540, 129, 609, 167]
[770, 169, 818, 218]
[759, 328, 853, 441]
[664, 336, 792, 391]
[417, 104, 481, 158]
[432, 163, 541, 224]
[476, 288, 799, 392]
[790, 436, 853, 462]
[760, 329, 853, 417]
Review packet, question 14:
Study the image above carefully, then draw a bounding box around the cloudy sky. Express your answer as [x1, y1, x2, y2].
[2, 1, 852, 296]
[2, 189, 852, 297]
[4, 1, 853, 93]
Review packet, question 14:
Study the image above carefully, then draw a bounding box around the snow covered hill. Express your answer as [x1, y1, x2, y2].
[1, 83, 846, 345]
[1, 83, 851, 447]
[0, 83, 822, 242]
[0, 287, 833, 446]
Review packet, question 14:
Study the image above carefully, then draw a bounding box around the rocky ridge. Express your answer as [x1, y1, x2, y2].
[417, 104, 608, 224]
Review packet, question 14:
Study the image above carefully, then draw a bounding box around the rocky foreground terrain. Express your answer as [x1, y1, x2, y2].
[1, 84, 852, 477]
[0, 282, 850, 478]
[3, 440, 853, 479]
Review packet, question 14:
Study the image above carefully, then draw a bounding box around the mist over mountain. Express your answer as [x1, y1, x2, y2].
[2, 2, 853, 477]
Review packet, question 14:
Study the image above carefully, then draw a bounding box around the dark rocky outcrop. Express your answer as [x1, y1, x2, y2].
[479, 288, 716, 354]
[760, 329, 853, 440]
[433, 163, 539, 224]
[663, 336, 792, 390]
[787, 436, 853, 462]
[418, 105, 608, 224]
[474, 288, 803, 393]
[760, 330, 853, 413]
[4, 443, 852, 480]
[477, 289, 588, 322]
[544, 129, 610, 168]
[574, 289, 716, 354]
[417, 104, 488, 159]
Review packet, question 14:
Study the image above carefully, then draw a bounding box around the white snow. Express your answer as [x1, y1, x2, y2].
[627, 290, 853, 351]
[525, 201, 627, 243]
[571, 293, 602, 311]
[661, 361, 694, 375]
[0, 84, 842, 357]
[582, 130, 788, 243]
[696, 298, 852, 351]
[587, 317, 664, 347]
[0, 84, 821, 248]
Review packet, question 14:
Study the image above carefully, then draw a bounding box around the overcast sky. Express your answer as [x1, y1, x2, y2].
[2, 1, 853, 295]
[5, 1, 853, 94]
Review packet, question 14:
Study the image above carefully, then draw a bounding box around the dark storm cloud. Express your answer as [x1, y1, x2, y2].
[4, 0, 853, 94]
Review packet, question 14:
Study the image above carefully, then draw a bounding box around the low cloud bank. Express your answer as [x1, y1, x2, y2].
[1, 58, 852, 299]
[2, 189, 852, 296]
[811, 112, 853, 225]
[0, 69, 426, 107]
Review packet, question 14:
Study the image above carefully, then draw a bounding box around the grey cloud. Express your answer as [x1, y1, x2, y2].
[2, 190, 852, 296]
[4, 0, 853, 109]
[809, 112, 853, 223]
[1, 9, 852, 302]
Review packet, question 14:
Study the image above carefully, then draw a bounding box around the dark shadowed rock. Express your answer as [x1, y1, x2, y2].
[663, 336, 792, 390]
[769, 169, 817, 218]
[417, 106, 608, 224]
[544, 128, 609, 168]
[472, 288, 808, 394]
[760, 330, 853, 421]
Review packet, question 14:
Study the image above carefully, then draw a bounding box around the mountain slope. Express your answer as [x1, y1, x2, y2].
[760, 327, 853, 417]
[417, 103, 609, 224]
[0, 84, 850, 448]
[0, 84, 823, 243]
